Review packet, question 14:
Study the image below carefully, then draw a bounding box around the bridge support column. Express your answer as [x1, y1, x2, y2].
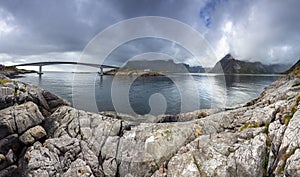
[37, 65, 44, 75]
[99, 67, 103, 76]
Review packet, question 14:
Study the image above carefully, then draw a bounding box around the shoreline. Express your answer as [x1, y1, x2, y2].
[0, 68, 37, 78]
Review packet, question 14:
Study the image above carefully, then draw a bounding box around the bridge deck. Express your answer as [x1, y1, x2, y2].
[12, 61, 120, 69]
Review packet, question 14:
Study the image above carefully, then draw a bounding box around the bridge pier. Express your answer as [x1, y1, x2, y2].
[37, 65, 44, 75]
[99, 67, 103, 76]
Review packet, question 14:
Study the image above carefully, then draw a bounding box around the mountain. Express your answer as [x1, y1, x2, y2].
[284, 58, 300, 73]
[209, 54, 289, 74]
[123, 60, 205, 73]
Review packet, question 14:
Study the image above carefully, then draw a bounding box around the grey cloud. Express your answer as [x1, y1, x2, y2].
[0, 0, 300, 68]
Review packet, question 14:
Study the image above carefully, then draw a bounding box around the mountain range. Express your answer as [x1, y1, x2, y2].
[122, 54, 290, 74]
[123, 60, 205, 73]
[209, 54, 289, 74]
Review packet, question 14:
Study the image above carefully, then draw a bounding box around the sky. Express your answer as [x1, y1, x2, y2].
[0, 0, 300, 71]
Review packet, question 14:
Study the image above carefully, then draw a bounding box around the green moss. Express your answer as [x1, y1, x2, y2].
[263, 122, 270, 135]
[240, 123, 249, 131]
[284, 114, 293, 125]
[163, 129, 171, 136]
[0, 79, 11, 85]
[240, 122, 260, 131]
[263, 156, 269, 171]
[285, 148, 297, 160]
[278, 147, 298, 174]
[278, 165, 285, 173]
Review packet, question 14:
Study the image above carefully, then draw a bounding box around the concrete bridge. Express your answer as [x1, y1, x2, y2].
[11, 61, 120, 75]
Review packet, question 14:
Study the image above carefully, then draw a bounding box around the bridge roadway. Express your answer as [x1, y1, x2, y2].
[11, 61, 120, 75]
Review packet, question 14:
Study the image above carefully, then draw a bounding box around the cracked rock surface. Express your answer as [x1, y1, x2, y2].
[1, 72, 300, 176]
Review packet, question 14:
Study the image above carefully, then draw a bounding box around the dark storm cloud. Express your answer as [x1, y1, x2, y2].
[0, 0, 300, 69]
[0, 0, 122, 54]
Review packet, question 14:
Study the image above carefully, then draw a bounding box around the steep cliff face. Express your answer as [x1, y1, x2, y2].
[210, 54, 289, 74]
[1, 68, 300, 176]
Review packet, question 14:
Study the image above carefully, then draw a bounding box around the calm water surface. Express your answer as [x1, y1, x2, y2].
[14, 72, 281, 115]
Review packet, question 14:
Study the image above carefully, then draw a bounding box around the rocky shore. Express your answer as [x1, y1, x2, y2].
[0, 68, 37, 78]
[1, 68, 300, 176]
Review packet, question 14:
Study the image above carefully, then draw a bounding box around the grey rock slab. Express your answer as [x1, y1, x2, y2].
[117, 122, 200, 177]
[164, 129, 266, 177]
[267, 120, 286, 174]
[19, 125, 47, 145]
[23, 141, 61, 176]
[284, 149, 300, 177]
[63, 158, 94, 177]
[14, 102, 45, 134]
[0, 102, 43, 139]
[274, 110, 300, 175]
[0, 105, 16, 139]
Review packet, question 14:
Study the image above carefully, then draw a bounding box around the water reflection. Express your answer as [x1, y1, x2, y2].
[14, 72, 280, 115]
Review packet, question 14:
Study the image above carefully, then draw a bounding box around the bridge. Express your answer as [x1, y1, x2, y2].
[11, 61, 120, 75]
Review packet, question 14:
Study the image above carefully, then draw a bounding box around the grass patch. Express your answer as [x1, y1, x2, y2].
[240, 122, 260, 131]
[0, 78, 11, 85]
[284, 114, 293, 125]
[263, 156, 269, 176]
[283, 93, 300, 125]
[263, 122, 270, 135]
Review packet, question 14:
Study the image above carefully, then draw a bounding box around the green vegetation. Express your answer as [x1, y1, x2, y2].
[198, 112, 208, 118]
[284, 114, 293, 125]
[3, 66, 16, 71]
[263, 122, 270, 136]
[284, 148, 297, 160]
[263, 156, 269, 175]
[240, 122, 260, 131]
[278, 147, 298, 174]
[284, 93, 300, 125]
[0, 78, 12, 85]
[290, 66, 300, 78]
[20, 88, 26, 93]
